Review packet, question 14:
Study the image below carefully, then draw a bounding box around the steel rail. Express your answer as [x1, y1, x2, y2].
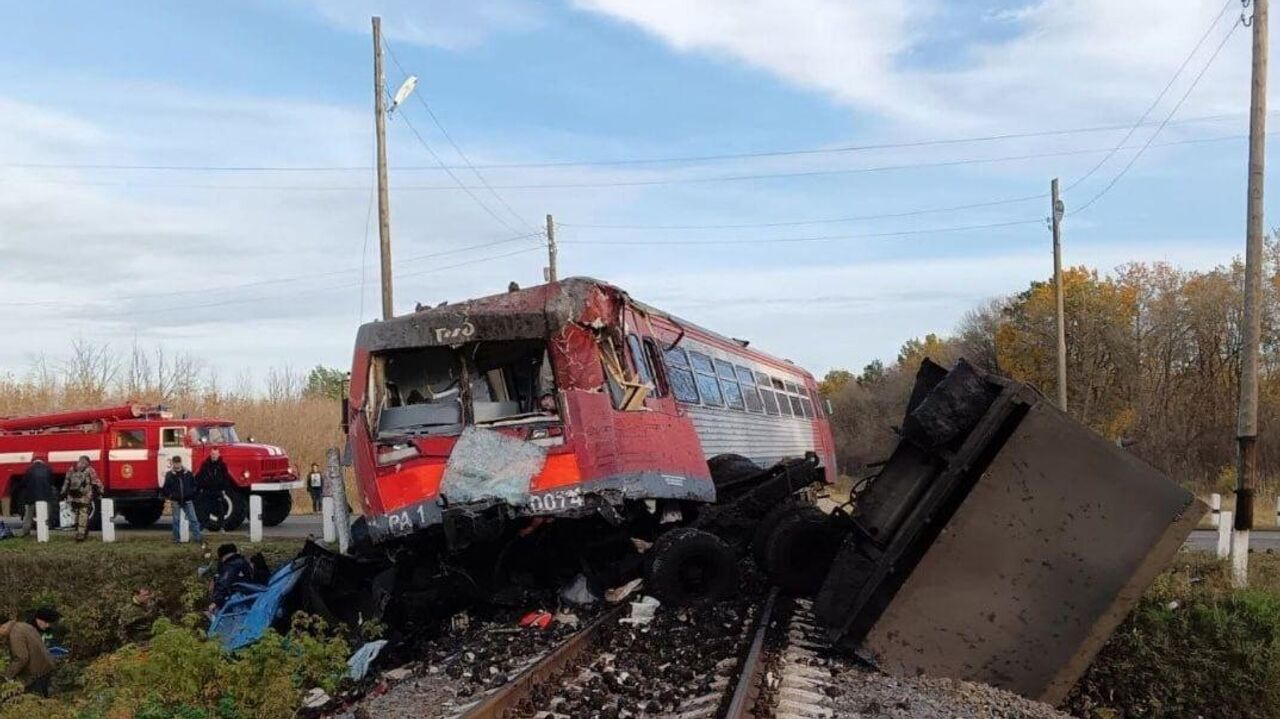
[723, 587, 780, 719]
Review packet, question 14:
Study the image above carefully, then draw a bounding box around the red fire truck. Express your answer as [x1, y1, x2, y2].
[338, 277, 835, 603]
[0, 404, 300, 530]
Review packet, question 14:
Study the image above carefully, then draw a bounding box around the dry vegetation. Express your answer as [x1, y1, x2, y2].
[0, 341, 346, 512]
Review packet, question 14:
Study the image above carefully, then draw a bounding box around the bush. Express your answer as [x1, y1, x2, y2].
[1068, 556, 1280, 718]
[74, 615, 349, 719]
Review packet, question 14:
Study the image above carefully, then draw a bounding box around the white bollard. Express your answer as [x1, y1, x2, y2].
[35, 501, 49, 543]
[1210, 493, 1222, 528]
[1217, 509, 1233, 559]
[321, 497, 336, 544]
[100, 499, 116, 543]
[1232, 529, 1251, 589]
[249, 494, 263, 543]
[178, 506, 190, 543]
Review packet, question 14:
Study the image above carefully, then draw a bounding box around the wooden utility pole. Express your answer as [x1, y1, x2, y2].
[1235, 0, 1269, 588]
[373, 16, 394, 320]
[1051, 178, 1068, 412]
[546, 214, 559, 283]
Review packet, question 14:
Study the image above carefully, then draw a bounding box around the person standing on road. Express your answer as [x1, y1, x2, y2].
[17, 459, 54, 538]
[195, 448, 233, 532]
[306, 462, 323, 513]
[161, 456, 203, 545]
[1, 607, 59, 696]
[60, 456, 103, 542]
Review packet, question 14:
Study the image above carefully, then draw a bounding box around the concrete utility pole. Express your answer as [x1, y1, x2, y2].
[545, 214, 559, 283]
[373, 16, 394, 320]
[1234, 0, 1268, 588]
[1051, 178, 1068, 412]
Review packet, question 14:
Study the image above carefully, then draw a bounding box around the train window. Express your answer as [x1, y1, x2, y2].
[776, 391, 793, 416]
[755, 371, 770, 387]
[662, 347, 699, 403]
[807, 389, 824, 418]
[800, 397, 815, 418]
[689, 351, 724, 406]
[627, 335, 654, 388]
[771, 377, 786, 391]
[790, 394, 805, 416]
[714, 359, 736, 380]
[737, 366, 763, 412]
[760, 389, 780, 415]
[644, 339, 667, 397]
[721, 379, 745, 410]
[785, 381, 801, 394]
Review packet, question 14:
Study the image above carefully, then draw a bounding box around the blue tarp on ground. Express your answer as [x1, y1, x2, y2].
[208, 559, 305, 651]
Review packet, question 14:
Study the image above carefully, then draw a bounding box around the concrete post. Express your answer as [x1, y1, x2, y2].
[249, 494, 263, 543]
[1232, 528, 1251, 589]
[35, 501, 49, 543]
[321, 497, 336, 544]
[1210, 492, 1222, 528]
[326, 448, 351, 554]
[179, 507, 190, 543]
[1218, 510, 1233, 560]
[100, 499, 116, 543]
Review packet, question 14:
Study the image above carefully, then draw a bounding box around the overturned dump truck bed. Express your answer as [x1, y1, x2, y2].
[815, 359, 1204, 705]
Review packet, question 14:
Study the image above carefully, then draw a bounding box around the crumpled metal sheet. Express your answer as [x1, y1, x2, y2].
[440, 426, 547, 506]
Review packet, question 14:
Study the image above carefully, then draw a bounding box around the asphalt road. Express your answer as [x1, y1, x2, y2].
[1185, 528, 1280, 552]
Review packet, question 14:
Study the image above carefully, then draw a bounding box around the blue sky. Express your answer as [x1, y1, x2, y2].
[0, 0, 1270, 385]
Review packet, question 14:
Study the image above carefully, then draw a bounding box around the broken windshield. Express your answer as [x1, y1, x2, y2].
[370, 340, 556, 439]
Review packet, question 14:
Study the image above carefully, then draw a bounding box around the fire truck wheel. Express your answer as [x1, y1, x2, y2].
[645, 528, 739, 607]
[220, 490, 249, 531]
[760, 506, 841, 596]
[122, 500, 165, 529]
[261, 492, 292, 527]
[707, 453, 759, 487]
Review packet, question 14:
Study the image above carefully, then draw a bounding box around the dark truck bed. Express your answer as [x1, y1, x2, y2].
[815, 359, 1203, 704]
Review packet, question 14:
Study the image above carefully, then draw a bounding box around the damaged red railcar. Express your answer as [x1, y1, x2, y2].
[346, 277, 836, 547]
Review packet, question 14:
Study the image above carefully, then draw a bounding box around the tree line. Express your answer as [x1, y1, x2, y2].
[820, 239, 1280, 494]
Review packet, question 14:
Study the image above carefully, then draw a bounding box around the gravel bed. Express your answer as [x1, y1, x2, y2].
[830, 666, 1076, 719]
[514, 582, 767, 718]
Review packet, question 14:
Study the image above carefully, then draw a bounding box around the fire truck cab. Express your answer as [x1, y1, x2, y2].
[0, 404, 300, 530]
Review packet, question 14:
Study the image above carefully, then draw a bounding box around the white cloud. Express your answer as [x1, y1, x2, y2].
[573, 0, 1251, 132]
[302, 0, 542, 49]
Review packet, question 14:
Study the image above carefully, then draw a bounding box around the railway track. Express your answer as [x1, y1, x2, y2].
[443, 586, 840, 719]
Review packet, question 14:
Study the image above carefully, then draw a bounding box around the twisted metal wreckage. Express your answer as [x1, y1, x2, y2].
[211, 279, 1202, 703]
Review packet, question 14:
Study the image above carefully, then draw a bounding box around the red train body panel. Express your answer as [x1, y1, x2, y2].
[347, 277, 836, 544]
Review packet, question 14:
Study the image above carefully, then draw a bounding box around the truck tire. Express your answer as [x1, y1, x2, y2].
[708, 453, 759, 487]
[122, 500, 165, 529]
[261, 492, 292, 527]
[645, 528, 739, 607]
[759, 506, 841, 596]
[751, 502, 803, 569]
[219, 490, 249, 531]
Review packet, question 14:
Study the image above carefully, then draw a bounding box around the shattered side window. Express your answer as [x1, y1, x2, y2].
[714, 360, 745, 410]
[760, 389, 780, 415]
[738, 366, 764, 412]
[800, 397, 815, 419]
[627, 334, 654, 388]
[714, 359, 736, 380]
[643, 339, 667, 397]
[790, 394, 805, 417]
[663, 347, 699, 404]
[689, 351, 723, 407]
[776, 390, 793, 416]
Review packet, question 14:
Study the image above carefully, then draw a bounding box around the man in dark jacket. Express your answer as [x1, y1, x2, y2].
[161, 456, 203, 544]
[209, 543, 253, 611]
[195, 448, 233, 532]
[18, 460, 54, 538]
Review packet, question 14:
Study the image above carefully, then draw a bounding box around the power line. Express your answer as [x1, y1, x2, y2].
[0, 112, 1260, 174]
[1064, 0, 1237, 193]
[558, 218, 1044, 246]
[560, 193, 1048, 231]
[1072, 16, 1243, 214]
[383, 39, 540, 236]
[8, 130, 1263, 193]
[0, 233, 543, 308]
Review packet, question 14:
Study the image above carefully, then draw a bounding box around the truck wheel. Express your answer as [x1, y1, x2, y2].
[760, 506, 841, 596]
[645, 528, 739, 607]
[220, 490, 249, 531]
[122, 500, 165, 529]
[751, 502, 802, 569]
[261, 492, 292, 527]
[708, 453, 759, 487]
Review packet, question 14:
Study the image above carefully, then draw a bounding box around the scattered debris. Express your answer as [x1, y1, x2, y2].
[558, 574, 599, 606]
[519, 610, 554, 630]
[604, 578, 643, 603]
[618, 596, 659, 626]
[301, 688, 331, 710]
[347, 639, 389, 681]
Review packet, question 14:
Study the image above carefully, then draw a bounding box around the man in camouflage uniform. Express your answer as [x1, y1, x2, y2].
[60, 456, 103, 542]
